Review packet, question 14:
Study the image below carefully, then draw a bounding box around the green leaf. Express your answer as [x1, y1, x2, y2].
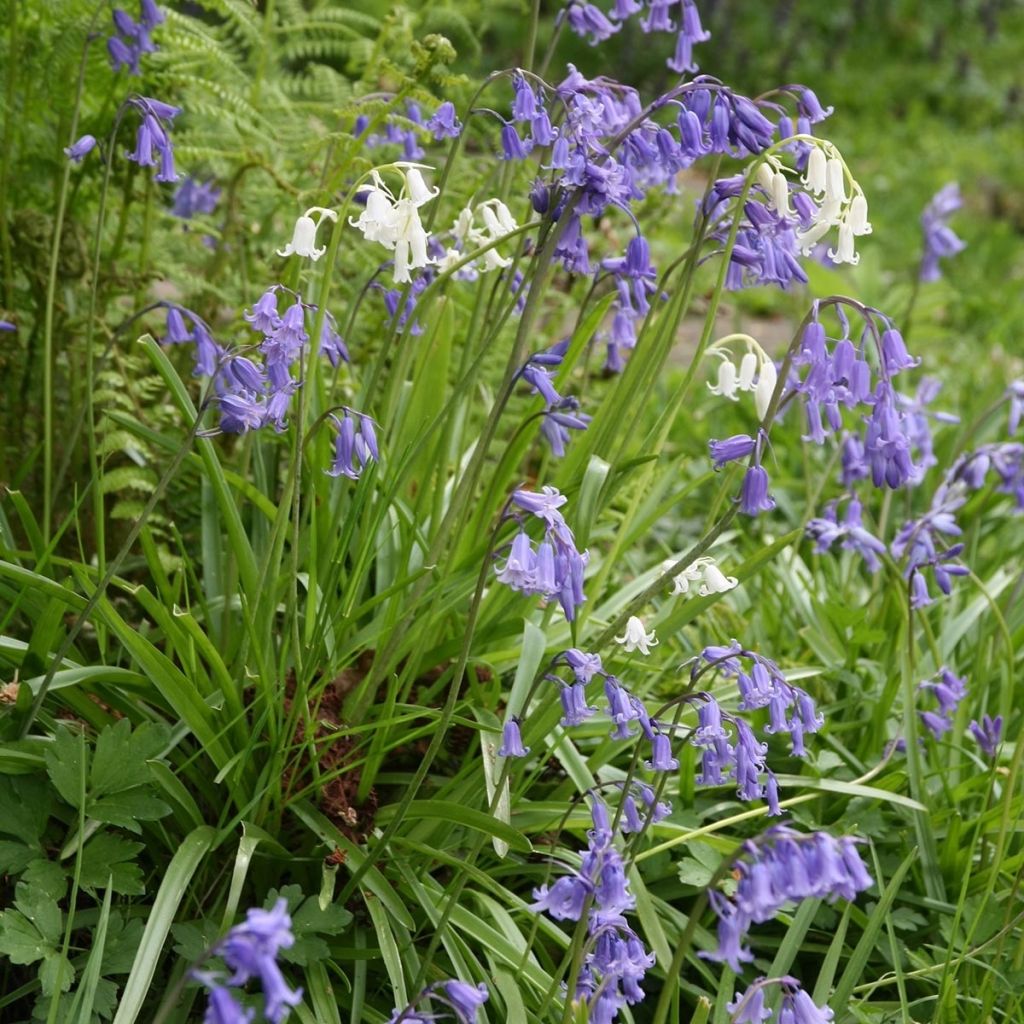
[101, 914, 146, 976]
[0, 839, 39, 873]
[0, 883, 62, 966]
[79, 833, 145, 896]
[44, 728, 87, 809]
[281, 895, 354, 966]
[86, 790, 172, 832]
[21, 858, 67, 902]
[90, 718, 169, 798]
[40, 950, 75, 997]
[111, 826, 216, 1024]
[0, 769, 51, 844]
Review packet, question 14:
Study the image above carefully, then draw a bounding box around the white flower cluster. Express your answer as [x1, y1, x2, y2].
[349, 164, 438, 283]
[438, 199, 519, 274]
[706, 334, 778, 420]
[758, 141, 871, 265]
[668, 556, 737, 597]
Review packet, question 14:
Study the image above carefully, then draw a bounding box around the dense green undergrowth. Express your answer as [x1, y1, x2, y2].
[0, 1, 1022, 1023]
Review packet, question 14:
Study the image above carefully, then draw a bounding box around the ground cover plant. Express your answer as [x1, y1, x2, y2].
[1, 1, 1022, 1023]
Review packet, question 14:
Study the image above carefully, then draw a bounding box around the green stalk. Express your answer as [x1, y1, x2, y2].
[40, 9, 104, 541]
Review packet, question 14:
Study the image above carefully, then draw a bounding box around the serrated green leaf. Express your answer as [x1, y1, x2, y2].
[44, 728, 87, 809]
[0, 838, 39, 873]
[86, 791, 172, 832]
[80, 833, 146, 896]
[21, 858, 67, 902]
[40, 950, 75, 997]
[90, 719, 169, 798]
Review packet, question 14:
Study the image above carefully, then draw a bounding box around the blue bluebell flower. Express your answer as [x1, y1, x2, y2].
[498, 717, 530, 757]
[426, 100, 461, 140]
[920, 183, 966, 282]
[64, 134, 97, 163]
[326, 411, 379, 480]
[969, 715, 1002, 757]
[172, 176, 221, 218]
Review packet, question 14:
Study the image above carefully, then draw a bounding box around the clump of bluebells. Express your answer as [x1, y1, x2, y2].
[107, 0, 164, 75]
[495, 487, 589, 621]
[531, 794, 656, 1024]
[194, 899, 302, 1024]
[703, 826, 873, 976]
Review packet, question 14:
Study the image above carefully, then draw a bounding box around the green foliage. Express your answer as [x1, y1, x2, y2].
[0, 0, 1022, 1022]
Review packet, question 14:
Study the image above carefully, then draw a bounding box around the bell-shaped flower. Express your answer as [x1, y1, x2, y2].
[615, 616, 658, 655]
[277, 206, 337, 261]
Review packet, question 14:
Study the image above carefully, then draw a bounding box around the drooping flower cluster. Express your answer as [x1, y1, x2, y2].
[707, 138, 870, 291]
[917, 668, 967, 740]
[495, 487, 589, 620]
[172, 176, 221, 219]
[890, 440, 1024, 607]
[704, 826, 873, 973]
[920, 183, 966, 282]
[349, 166, 438, 282]
[531, 795, 656, 1024]
[126, 95, 181, 183]
[805, 496, 886, 572]
[687, 642, 826, 814]
[195, 898, 302, 1024]
[386, 979, 489, 1024]
[781, 301, 922, 494]
[64, 135, 98, 163]
[326, 410, 379, 481]
[356, 101, 427, 161]
[706, 337, 778, 420]
[107, 1, 164, 75]
[437, 198, 520, 274]
[562, 0, 710, 75]
[668, 555, 738, 597]
[969, 714, 1003, 757]
[729, 976, 834, 1024]
[546, 649, 679, 774]
[516, 341, 591, 458]
[706, 430, 775, 517]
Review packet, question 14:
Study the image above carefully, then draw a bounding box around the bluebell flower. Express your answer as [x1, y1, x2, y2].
[0, 320, 15, 332]
[645, 731, 679, 771]
[64, 134, 97, 163]
[326, 411, 379, 480]
[740, 465, 775, 516]
[969, 715, 1002, 757]
[566, 2, 621, 44]
[172, 176, 221, 218]
[806, 496, 887, 571]
[917, 668, 966, 739]
[498, 716, 530, 757]
[704, 827, 872, 971]
[441, 981, 489, 1023]
[126, 97, 181, 183]
[426, 100, 461, 140]
[709, 433, 757, 469]
[920, 183, 966, 282]
[203, 985, 255, 1024]
[499, 122, 531, 160]
[195, 898, 301, 1024]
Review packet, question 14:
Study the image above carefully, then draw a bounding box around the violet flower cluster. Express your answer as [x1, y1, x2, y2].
[917, 667, 967, 740]
[562, 0, 710, 75]
[172, 176, 221, 219]
[356, 101, 428, 160]
[729, 976, 834, 1024]
[688, 642, 824, 815]
[969, 714, 1002, 757]
[920, 183, 966, 282]
[704, 826, 873, 973]
[386, 980, 489, 1024]
[531, 794, 656, 1024]
[196, 898, 302, 1024]
[107, 1, 164, 75]
[891, 440, 1024, 608]
[495, 487, 589, 620]
[516, 341, 592, 457]
[500, 66, 830, 370]
[126, 95, 182, 183]
[550, 647, 683, 777]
